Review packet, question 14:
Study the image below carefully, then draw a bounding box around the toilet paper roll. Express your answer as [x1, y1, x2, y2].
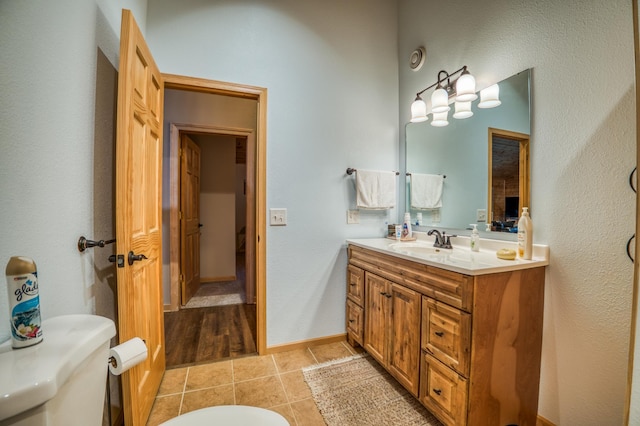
[109, 337, 148, 375]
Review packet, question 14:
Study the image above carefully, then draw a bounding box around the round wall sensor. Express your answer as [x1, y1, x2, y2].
[409, 47, 426, 71]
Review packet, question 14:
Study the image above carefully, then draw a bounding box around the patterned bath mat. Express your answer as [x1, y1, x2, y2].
[302, 354, 443, 426]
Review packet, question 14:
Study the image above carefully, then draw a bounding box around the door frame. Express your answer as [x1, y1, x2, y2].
[163, 73, 267, 354]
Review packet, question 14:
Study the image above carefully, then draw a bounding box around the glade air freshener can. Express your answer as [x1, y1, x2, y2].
[5, 256, 43, 348]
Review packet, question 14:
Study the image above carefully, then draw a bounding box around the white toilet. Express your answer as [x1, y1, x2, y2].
[0, 314, 116, 425]
[160, 406, 289, 425]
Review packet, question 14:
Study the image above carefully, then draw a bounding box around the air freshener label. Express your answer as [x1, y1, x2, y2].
[7, 272, 42, 348]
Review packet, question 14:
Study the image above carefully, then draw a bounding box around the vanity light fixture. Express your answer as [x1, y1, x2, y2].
[410, 65, 500, 126]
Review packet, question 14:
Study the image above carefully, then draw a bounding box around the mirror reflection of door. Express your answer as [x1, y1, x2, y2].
[488, 128, 530, 232]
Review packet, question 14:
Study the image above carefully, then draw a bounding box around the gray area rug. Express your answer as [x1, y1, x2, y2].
[183, 279, 246, 308]
[303, 354, 443, 426]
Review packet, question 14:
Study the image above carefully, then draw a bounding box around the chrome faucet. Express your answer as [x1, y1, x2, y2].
[428, 229, 455, 249]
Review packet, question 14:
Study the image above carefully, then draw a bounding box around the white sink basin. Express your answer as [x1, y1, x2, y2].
[389, 242, 495, 268]
[388, 242, 450, 257]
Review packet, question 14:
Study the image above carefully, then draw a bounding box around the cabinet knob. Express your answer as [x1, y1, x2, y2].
[435, 331, 445, 337]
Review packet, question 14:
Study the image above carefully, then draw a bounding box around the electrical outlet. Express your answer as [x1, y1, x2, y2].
[477, 209, 487, 222]
[347, 209, 360, 224]
[270, 208, 287, 226]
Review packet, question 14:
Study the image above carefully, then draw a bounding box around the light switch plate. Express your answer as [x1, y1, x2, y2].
[347, 209, 359, 224]
[270, 208, 287, 226]
[477, 209, 487, 222]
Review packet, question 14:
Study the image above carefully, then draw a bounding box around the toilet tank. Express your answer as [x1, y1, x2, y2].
[0, 314, 116, 425]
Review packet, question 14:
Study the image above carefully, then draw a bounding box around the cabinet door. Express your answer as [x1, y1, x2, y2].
[364, 273, 389, 365]
[346, 298, 364, 345]
[347, 264, 365, 306]
[388, 283, 421, 397]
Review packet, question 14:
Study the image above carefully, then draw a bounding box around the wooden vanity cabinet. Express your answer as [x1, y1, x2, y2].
[347, 244, 546, 426]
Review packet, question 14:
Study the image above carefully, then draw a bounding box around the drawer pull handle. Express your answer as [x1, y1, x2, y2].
[432, 388, 442, 396]
[380, 291, 387, 296]
[350, 283, 356, 286]
[435, 331, 445, 337]
[348, 319, 355, 323]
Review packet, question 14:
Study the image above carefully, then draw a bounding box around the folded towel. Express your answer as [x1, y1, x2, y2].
[410, 173, 444, 209]
[356, 169, 396, 210]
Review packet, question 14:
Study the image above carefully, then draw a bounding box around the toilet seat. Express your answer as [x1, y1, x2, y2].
[160, 405, 290, 425]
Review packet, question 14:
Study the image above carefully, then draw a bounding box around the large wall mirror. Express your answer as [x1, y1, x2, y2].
[405, 69, 531, 238]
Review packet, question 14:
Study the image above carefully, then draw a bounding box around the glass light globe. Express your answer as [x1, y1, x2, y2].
[410, 98, 428, 123]
[455, 73, 478, 102]
[478, 84, 501, 108]
[431, 88, 451, 113]
[453, 101, 473, 119]
[431, 111, 449, 127]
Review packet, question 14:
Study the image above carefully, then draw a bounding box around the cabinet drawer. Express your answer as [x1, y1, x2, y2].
[347, 264, 365, 305]
[346, 299, 364, 345]
[419, 352, 468, 426]
[422, 297, 471, 377]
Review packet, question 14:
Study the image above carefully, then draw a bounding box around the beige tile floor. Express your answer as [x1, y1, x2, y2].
[146, 341, 363, 426]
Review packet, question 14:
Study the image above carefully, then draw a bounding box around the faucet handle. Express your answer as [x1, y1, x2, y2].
[443, 233, 456, 249]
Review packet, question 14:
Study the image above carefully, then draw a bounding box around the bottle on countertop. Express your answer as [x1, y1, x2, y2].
[402, 212, 412, 239]
[5, 256, 43, 348]
[470, 224, 480, 252]
[517, 207, 533, 260]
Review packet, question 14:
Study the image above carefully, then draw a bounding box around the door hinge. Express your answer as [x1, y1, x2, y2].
[180, 274, 184, 283]
[179, 211, 183, 220]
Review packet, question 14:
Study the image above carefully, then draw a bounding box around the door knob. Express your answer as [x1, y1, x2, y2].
[128, 251, 148, 266]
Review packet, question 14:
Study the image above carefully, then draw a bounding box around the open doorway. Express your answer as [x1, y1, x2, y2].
[160, 75, 266, 366]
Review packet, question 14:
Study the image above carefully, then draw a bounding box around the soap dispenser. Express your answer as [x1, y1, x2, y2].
[470, 224, 480, 252]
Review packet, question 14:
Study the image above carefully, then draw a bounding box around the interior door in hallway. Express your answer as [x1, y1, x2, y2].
[180, 134, 202, 304]
[115, 9, 165, 426]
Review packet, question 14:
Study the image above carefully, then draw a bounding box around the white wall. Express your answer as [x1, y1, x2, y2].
[399, 0, 635, 424]
[0, 0, 147, 339]
[147, 0, 400, 346]
[196, 135, 236, 280]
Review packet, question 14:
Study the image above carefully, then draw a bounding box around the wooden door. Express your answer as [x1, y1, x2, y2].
[115, 9, 165, 426]
[180, 134, 201, 304]
[364, 273, 389, 365]
[388, 283, 421, 396]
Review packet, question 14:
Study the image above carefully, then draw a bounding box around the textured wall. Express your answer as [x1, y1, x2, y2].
[398, 0, 635, 423]
[147, 0, 400, 346]
[0, 0, 147, 339]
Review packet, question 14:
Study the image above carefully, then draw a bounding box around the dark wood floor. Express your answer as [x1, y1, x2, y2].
[164, 303, 257, 369]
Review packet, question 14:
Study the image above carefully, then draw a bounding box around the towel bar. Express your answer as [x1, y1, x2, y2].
[406, 172, 446, 178]
[346, 168, 399, 176]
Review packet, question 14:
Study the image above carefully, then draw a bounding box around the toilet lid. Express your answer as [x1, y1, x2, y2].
[160, 405, 290, 426]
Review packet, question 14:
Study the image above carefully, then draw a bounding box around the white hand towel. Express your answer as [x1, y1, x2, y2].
[410, 173, 444, 209]
[356, 169, 396, 210]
